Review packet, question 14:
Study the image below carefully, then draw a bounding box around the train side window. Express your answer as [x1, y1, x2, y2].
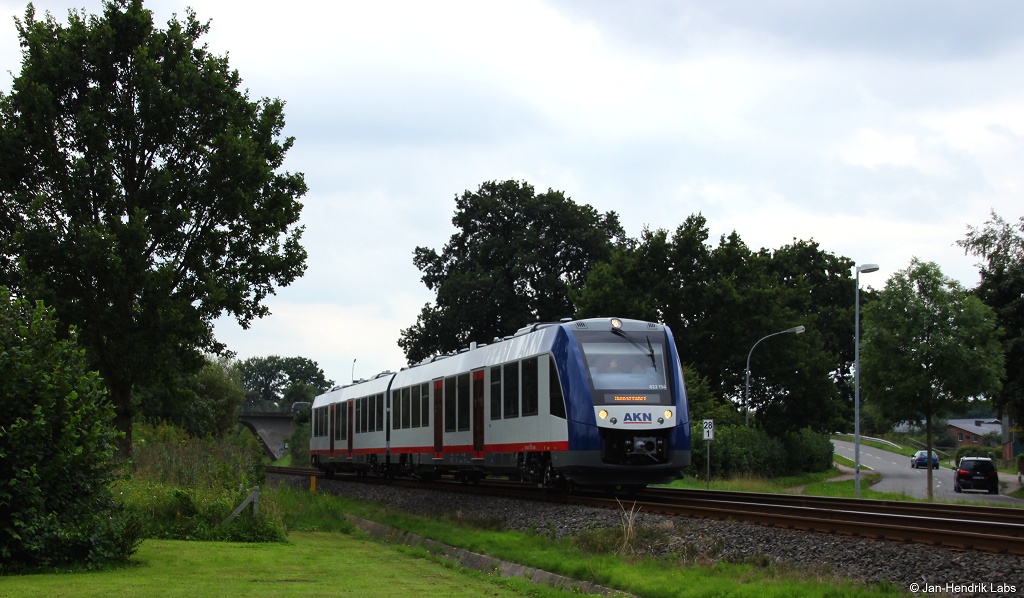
[522, 357, 539, 416]
[334, 404, 342, 441]
[489, 366, 502, 420]
[444, 376, 457, 432]
[411, 384, 421, 428]
[549, 356, 566, 419]
[397, 385, 409, 428]
[402, 386, 412, 429]
[369, 395, 377, 432]
[420, 383, 430, 427]
[457, 373, 470, 431]
[353, 400, 361, 434]
[503, 361, 519, 418]
[376, 394, 385, 431]
[391, 390, 398, 429]
[341, 402, 348, 440]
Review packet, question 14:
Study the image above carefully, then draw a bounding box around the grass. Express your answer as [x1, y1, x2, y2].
[0, 532, 555, 597]
[668, 467, 853, 494]
[261, 484, 905, 597]
[0, 480, 908, 597]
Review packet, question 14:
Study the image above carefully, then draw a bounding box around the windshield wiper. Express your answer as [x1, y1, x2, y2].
[611, 328, 656, 371]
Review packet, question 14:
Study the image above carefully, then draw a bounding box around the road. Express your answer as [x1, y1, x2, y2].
[831, 439, 1022, 505]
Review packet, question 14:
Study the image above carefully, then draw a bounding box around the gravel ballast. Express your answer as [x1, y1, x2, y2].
[276, 475, 1024, 597]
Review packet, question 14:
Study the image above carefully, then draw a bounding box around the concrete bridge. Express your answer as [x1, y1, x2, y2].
[238, 411, 295, 460]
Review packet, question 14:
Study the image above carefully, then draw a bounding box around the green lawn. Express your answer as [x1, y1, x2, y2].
[1, 479, 911, 598]
[0, 532, 549, 598]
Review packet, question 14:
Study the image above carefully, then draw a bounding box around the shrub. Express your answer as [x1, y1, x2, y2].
[131, 422, 265, 490]
[953, 445, 1001, 462]
[689, 424, 833, 478]
[124, 422, 285, 542]
[0, 288, 142, 571]
[782, 427, 834, 473]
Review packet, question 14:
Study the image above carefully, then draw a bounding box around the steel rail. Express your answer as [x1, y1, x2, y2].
[266, 467, 1024, 555]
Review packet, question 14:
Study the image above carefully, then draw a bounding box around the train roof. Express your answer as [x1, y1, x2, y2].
[311, 317, 668, 406]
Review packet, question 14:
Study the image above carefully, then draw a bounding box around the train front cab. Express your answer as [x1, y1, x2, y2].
[552, 318, 691, 487]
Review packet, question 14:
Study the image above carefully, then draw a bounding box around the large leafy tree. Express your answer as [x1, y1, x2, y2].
[0, 1, 307, 454]
[861, 259, 1003, 499]
[574, 215, 855, 436]
[136, 354, 246, 438]
[958, 212, 1024, 425]
[399, 180, 624, 363]
[236, 355, 333, 410]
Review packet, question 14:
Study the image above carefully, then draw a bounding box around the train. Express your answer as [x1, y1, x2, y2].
[310, 317, 691, 490]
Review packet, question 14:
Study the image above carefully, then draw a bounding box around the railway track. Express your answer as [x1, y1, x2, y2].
[266, 466, 1024, 555]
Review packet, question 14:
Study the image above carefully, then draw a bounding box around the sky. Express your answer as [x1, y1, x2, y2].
[3, 1, 1023, 386]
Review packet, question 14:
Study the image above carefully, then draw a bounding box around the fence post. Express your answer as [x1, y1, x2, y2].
[222, 486, 260, 525]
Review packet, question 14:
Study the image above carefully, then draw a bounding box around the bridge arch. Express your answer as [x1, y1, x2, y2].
[237, 412, 295, 460]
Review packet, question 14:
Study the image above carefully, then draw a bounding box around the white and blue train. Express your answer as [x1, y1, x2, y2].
[310, 317, 691, 490]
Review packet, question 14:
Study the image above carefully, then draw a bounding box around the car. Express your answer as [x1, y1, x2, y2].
[953, 457, 999, 494]
[910, 450, 940, 469]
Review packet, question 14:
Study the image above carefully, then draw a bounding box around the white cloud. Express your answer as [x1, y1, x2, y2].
[4, 0, 1023, 383]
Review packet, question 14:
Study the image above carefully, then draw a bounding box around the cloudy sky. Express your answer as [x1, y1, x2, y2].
[3, 1, 1023, 385]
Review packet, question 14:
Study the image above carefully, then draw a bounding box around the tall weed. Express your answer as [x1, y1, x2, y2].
[121, 422, 285, 542]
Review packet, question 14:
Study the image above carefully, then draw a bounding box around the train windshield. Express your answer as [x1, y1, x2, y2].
[574, 329, 672, 405]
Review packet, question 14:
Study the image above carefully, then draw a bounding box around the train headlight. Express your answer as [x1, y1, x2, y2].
[610, 318, 622, 330]
[599, 409, 609, 420]
[664, 410, 673, 420]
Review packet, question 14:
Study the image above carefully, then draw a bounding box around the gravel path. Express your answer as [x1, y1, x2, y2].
[275, 475, 1024, 597]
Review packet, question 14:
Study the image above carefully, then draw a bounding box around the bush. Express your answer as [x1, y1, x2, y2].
[132, 422, 265, 489]
[124, 422, 285, 542]
[782, 427, 834, 473]
[689, 424, 833, 478]
[0, 288, 142, 571]
[288, 421, 311, 465]
[953, 445, 1002, 462]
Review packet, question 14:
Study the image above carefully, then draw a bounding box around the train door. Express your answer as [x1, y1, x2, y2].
[433, 379, 444, 460]
[472, 369, 485, 459]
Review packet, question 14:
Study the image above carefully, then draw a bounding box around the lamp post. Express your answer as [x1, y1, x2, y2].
[854, 263, 879, 498]
[744, 325, 806, 427]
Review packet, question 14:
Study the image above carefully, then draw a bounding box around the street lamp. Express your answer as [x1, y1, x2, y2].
[744, 325, 806, 427]
[854, 263, 879, 498]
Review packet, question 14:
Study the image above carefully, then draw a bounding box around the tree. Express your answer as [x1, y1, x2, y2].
[0, 287, 141, 570]
[399, 180, 624, 363]
[236, 355, 333, 410]
[574, 215, 856, 436]
[0, 1, 307, 455]
[861, 258, 1003, 499]
[136, 354, 246, 438]
[958, 211, 1024, 426]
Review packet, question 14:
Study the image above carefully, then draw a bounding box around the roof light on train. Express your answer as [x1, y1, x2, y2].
[599, 409, 609, 420]
[610, 318, 623, 330]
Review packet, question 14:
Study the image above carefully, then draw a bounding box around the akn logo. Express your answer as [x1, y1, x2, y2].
[623, 412, 652, 423]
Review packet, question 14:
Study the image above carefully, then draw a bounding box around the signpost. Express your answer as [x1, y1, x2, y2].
[702, 420, 714, 489]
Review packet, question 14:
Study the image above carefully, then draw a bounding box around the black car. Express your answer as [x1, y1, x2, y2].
[953, 457, 999, 494]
